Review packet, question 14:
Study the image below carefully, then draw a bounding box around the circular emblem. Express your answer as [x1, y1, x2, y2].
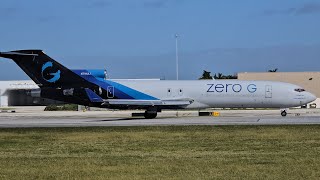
[41, 61, 61, 83]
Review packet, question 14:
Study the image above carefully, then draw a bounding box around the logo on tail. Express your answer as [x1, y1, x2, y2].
[41, 61, 60, 83]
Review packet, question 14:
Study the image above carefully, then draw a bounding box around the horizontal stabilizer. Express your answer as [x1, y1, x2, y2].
[85, 88, 104, 103]
[0, 50, 40, 59]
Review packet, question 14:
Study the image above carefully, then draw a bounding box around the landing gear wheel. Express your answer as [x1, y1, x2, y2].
[144, 112, 157, 119]
[281, 110, 287, 117]
[144, 107, 158, 119]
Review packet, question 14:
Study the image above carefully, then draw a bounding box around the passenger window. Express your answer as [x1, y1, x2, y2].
[178, 88, 183, 96]
[167, 88, 172, 96]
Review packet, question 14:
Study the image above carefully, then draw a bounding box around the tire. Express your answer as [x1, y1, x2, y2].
[144, 112, 157, 119]
[281, 111, 287, 117]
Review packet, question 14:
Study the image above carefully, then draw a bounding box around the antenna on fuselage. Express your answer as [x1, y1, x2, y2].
[104, 69, 109, 79]
[175, 34, 179, 80]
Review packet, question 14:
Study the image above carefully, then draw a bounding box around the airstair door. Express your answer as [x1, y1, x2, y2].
[265, 85, 272, 98]
[107, 86, 114, 98]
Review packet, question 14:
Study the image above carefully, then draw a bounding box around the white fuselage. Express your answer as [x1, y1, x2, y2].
[111, 80, 316, 109]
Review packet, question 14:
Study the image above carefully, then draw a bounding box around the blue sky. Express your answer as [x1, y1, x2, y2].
[0, 0, 320, 80]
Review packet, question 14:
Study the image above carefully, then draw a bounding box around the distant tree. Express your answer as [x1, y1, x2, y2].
[199, 70, 238, 80]
[226, 74, 238, 79]
[268, 68, 278, 72]
[214, 73, 223, 79]
[199, 70, 213, 80]
[214, 73, 238, 79]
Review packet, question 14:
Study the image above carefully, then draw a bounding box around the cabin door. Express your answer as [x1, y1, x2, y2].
[265, 85, 272, 98]
[107, 86, 114, 98]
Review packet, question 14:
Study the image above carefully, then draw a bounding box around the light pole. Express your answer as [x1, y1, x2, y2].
[175, 34, 179, 80]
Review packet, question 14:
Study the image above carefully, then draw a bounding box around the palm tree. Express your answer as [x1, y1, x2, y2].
[199, 70, 213, 80]
[268, 68, 278, 72]
[214, 73, 237, 79]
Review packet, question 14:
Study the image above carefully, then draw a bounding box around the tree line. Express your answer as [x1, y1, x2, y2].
[199, 68, 278, 80]
[199, 70, 237, 80]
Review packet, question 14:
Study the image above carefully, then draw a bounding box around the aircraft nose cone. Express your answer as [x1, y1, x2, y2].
[306, 92, 317, 103]
[309, 93, 317, 102]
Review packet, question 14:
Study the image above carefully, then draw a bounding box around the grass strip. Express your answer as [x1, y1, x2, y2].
[0, 125, 319, 179]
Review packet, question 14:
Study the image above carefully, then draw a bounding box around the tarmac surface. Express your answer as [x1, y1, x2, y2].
[0, 107, 320, 128]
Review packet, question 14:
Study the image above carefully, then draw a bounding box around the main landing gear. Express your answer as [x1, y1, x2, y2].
[144, 112, 157, 119]
[144, 107, 158, 119]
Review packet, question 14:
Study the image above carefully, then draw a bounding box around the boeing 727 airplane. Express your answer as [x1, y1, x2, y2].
[0, 50, 316, 118]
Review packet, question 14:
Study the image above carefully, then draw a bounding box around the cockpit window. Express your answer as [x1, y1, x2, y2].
[294, 88, 305, 92]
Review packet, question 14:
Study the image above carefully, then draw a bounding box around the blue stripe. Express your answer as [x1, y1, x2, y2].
[105, 80, 158, 100]
[72, 70, 158, 100]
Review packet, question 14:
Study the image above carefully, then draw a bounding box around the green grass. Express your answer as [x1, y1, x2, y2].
[44, 104, 78, 111]
[0, 108, 14, 110]
[0, 126, 320, 179]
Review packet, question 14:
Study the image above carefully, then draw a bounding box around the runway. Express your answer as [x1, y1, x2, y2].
[0, 113, 320, 128]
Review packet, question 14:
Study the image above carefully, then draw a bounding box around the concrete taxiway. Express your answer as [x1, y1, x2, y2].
[0, 107, 320, 127]
[0, 116, 320, 128]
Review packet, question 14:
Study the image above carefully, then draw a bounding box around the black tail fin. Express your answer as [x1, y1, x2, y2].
[0, 50, 86, 88]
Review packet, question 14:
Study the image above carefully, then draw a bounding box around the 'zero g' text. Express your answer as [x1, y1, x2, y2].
[207, 84, 257, 93]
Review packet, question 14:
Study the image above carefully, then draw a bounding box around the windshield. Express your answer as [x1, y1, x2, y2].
[294, 88, 305, 92]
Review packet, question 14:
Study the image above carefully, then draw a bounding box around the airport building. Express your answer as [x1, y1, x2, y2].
[0, 81, 37, 107]
[238, 72, 320, 108]
[0, 80, 61, 107]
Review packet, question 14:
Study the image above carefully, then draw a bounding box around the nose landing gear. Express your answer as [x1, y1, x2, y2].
[281, 110, 287, 117]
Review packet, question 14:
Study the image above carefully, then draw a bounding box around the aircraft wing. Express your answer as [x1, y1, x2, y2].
[84, 87, 193, 108]
[102, 98, 194, 107]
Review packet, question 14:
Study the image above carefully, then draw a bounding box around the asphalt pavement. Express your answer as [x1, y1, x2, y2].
[0, 107, 319, 127]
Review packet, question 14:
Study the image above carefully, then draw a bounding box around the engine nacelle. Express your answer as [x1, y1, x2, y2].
[71, 69, 107, 79]
[28, 88, 41, 98]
